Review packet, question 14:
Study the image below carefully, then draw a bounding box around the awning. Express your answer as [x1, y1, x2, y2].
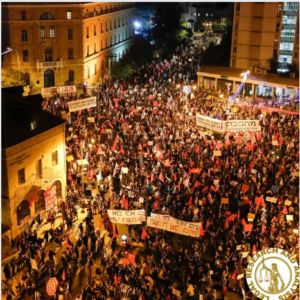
[24, 185, 41, 202]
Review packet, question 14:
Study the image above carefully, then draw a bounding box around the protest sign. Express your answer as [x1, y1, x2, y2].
[68, 97, 97, 112]
[213, 151, 222, 156]
[286, 215, 293, 221]
[237, 274, 245, 279]
[107, 210, 145, 224]
[45, 185, 56, 210]
[224, 120, 261, 133]
[221, 198, 229, 204]
[196, 114, 224, 132]
[57, 85, 76, 93]
[266, 197, 277, 203]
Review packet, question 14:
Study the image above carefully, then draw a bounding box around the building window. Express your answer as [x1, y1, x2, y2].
[87, 45, 89, 56]
[101, 23, 103, 33]
[52, 151, 58, 166]
[236, 3, 240, 12]
[69, 70, 74, 82]
[67, 10, 72, 19]
[101, 40, 103, 50]
[50, 27, 55, 38]
[101, 60, 104, 71]
[22, 30, 28, 42]
[86, 27, 89, 38]
[95, 64, 97, 75]
[21, 10, 26, 20]
[110, 20, 112, 30]
[40, 12, 54, 20]
[282, 15, 297, 25]
[232, 59, 236, 67]
[114, 19, 116, 28]
[23, 50, 29, 62]
[118, 18, 120, 27]
[94, 25, 96, 36]
[105, 38, 107, 48]
[67, 28, 73, 40]
[18, 168, 25, 184]
[233, 47, 237, 53]
[276, 23, 280, 32]
[94, 43, 96, 53]
[122, 32, 124, 41]
[68, 48, 73, 60]
[122, 17, 124, 26]
[93, 8, 97, 16]
[17, 201, 30, 225]
[40, 27, 45, 38]
[36, 159, 42, 179]
[118, 34, 120, 43]
[235, 23, 239, 30]
[106, 21, 108, 31]
[126, 16, 128, 25]
[87, 68, 90, 79]
[280, 42, 294, 50]
[277, 4, 282, 17]
[110, 36, 112, 46]
[30, 120, 36, 130]
[45, 48, 52, 61]
[24, 73, 30, 85]
[114, 35, 116, 44]
[85, 9, 89, 17]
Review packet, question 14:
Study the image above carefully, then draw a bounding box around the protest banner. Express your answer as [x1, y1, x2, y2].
[56, 85, 76, 93]
[68, 97, 97, 112]
[107, 210, 145, 224]
[224, 120, 261, 133]
[45, 185, 56, 210]
[286, 215, 293, 221]
[266, 197, 277, 203]
[148, 214, 201, 238]
[196, 114, 224, 132]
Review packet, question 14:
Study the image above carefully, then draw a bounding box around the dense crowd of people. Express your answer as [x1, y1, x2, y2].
[2, 42, 299, 300]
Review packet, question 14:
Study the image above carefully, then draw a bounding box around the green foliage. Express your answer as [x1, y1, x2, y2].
[1, 67, 26, 88]
[111, 36, 154, 80]
[267, 57, 278, 74]
[201, 26, 232, 67]
[212, 24, 227, 31]
[111, 62, 135, 80]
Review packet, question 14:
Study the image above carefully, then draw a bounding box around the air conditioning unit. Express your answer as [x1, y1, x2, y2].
[256, 69, 262, 74]
[261, 69, 267, 74]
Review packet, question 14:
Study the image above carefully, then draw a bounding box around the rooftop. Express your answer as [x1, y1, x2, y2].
[2, 87, 65, 149]
[198, 66, 299, 89]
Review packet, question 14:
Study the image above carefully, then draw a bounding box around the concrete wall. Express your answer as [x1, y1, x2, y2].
[3, 123, 66, 238]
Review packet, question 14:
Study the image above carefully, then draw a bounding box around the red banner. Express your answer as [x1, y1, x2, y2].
[45, 185, 56, 210]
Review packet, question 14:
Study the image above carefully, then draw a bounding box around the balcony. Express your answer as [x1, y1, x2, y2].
[282, 23, 297, 30]
[283, 10, 299, 16]
[280, 36, 295, 43]
[36, 59, 63, 70]
[279, 49, 293, 55]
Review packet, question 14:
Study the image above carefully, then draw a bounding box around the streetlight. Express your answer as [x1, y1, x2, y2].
[2, 47, 20, 84]
[121, 234, 128, 247]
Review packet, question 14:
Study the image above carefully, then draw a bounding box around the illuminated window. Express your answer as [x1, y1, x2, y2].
[40, 27, 45, 38]
[18, 168, 25, 184]
[50, 27, 55, 38]
[67, 10, 72, 19]
[36, 159, 42, 179]
[30, 120, 36, 130]
[52, 151, 58, 166]
[22, 30, 28, 42]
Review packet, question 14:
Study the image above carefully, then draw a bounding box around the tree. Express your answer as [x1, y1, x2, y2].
[1, 67, 26, 88]
[201, 26, 232, 67]
[111, 62, 135, 81]
[267, 57, 278, 74]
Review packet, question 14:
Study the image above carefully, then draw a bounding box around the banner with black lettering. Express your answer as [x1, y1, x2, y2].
[68, 97, 97, 112]
[107, 209, 145, 224]
[224, 120, 261, 133]
[196, 114, 224, 132]
[148, 214, 201, 238]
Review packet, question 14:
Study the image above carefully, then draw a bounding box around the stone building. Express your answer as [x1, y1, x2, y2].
[2, 2, 135, 91]
[2, 87, 66, 239]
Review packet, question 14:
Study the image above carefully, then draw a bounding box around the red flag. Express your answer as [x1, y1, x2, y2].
[206, 220, 210, 229]
[262, 224, 265, 233]
[78, 110, 82, 116]
[200, 223, 205, 236]
[99, 218, 102, 230]
[282, 206, 288, 215]
[122, 196, 126, 207]
[154, 202, 159, 210]
[232, 270, 237, 280]
[65, 237, 73, 248]
[193, 181, 199, 189]
[210, 185, 217, 192]
[147, 147, 150, 155]
[68, 173, 72, 181]
[195, 145, 200, 153]
[141, 229, 147, 240]
[138, 143, 142, 150]
[188, 196, 193, 207]
[164, 159, 171, 167]
[224, 217, 229, 228]
[159, 172, 164, 183]
[151, 174, 155, 183]
[174, 174, 177, 182]
[228, 214, 237, 222]
[114, 274, 118, 286]
[97, 145, 104, 154]
[252, 244, 257, 254]
[62, 269, 66, 281]
[113, 224, 118, 237]
[123, 256, 128, 267]
[128, 253, 136, 265]
[241, 219, 246, 226]
[125, 199, 128, 210]
[112, 138, 118, 151]
[77, 119, 81, 126]
[183, 177, 190, 187]
[202, 187, 208, 192]
[237, 210, 240, 220]
[120, 146, 125, 154]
